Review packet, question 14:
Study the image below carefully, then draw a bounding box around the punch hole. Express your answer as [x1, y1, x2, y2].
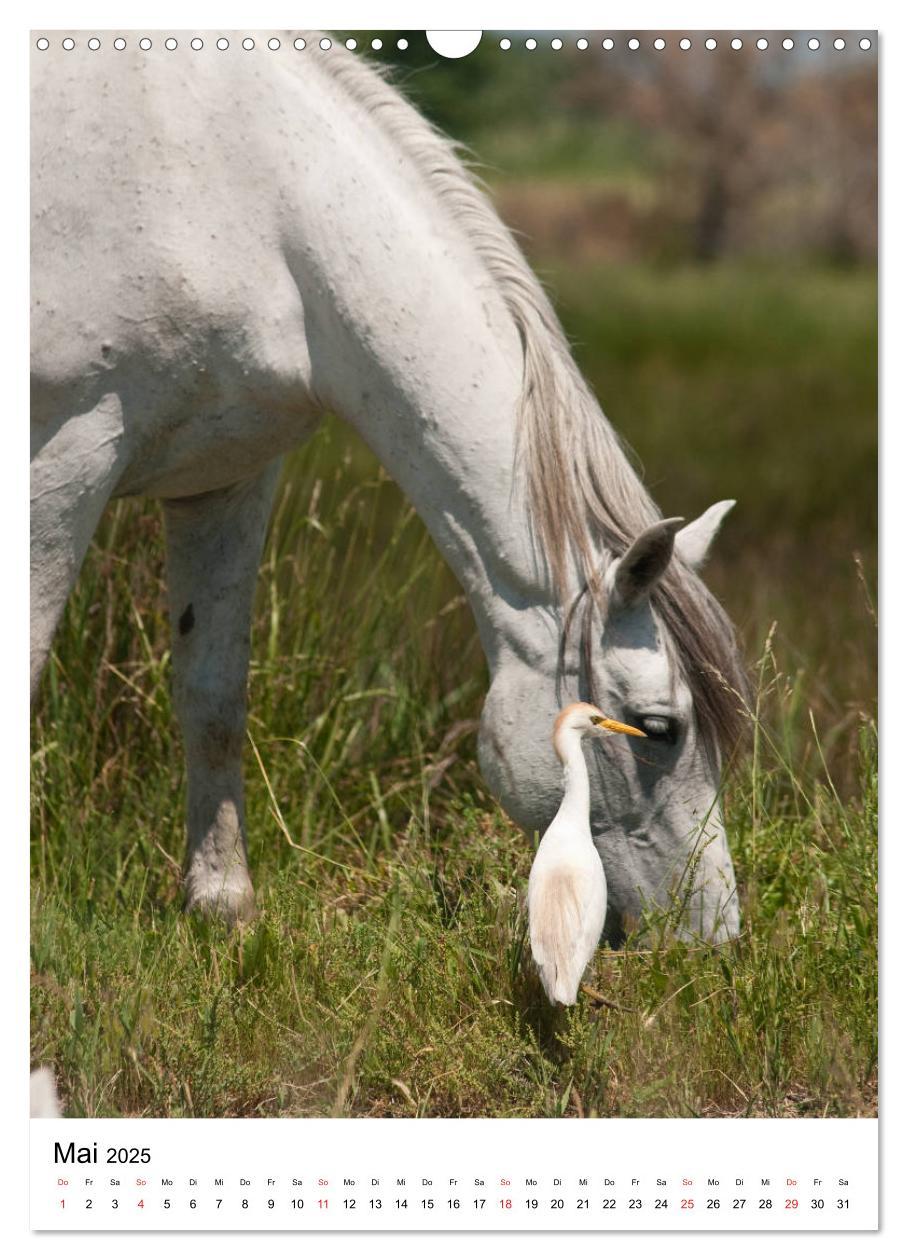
[371, 38, 383, 50]
[782, 37, 794, 50]
[551, 38, 562, 50]
[139, 37, 152, 51]
[319, 38, 332, 50]
[654, 38, 665, 50]
[114, 37, 126, 49]
[88, 37, 101, 50]
[293, 38, 306, 50]
[731, 38, 743, 50]
[36, 37, 49, 50]
[756, 38, 769, 50]
[602, 38, 614, 50]
[426, 31, 482, 58]
[859, 37, 872, 50]
[834, 37, 846, 50]
[62, 37, 75, 50]
[628, 38, 640, 50]
[242, 38, 255, 50]
[217, 38, 229, 50]
[808, 38, 820, 50]
[576, 38, 588, 50]
[165, 38, 177, 51]
[679, 38, 691, 50]
[705, 37, 717, 50]
[525, 38, 537, 50]
[397, 38, 409, 50]
[346, 39, 357, 50]
[191, 38, 203, 50]
[268, 38, 280, 50]
[500, 38, 511, 50]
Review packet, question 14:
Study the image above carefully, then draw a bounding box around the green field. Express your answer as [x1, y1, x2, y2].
[31, 261, 877, 1118]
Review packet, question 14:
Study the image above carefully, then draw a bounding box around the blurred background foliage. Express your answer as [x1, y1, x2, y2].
[356, 32, 877, 264]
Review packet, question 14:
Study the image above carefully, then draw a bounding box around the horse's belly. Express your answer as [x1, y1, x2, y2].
[117, 402, 323, 500]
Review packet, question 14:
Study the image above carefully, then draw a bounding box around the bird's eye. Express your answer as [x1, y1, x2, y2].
[638, 716, 679, 744]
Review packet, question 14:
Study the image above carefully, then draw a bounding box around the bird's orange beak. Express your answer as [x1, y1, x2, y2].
[594, 717, 647, 737]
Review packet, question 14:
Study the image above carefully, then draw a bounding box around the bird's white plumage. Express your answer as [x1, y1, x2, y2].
[528, 812, 607, 1005]
[528, 702, 644, 1005]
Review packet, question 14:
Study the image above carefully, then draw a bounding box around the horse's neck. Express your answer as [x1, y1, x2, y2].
[295, 86, 565, 671]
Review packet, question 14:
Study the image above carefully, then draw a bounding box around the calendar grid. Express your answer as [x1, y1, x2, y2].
[31, 1118, 877, 1231]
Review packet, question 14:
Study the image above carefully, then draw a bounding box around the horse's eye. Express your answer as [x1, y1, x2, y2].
[639, 716, 678, 744]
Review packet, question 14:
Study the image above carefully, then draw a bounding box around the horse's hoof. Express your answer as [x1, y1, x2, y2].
[184, 877, 258, 926]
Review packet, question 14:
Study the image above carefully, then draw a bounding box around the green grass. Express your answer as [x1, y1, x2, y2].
[31, 262, 876, 1118]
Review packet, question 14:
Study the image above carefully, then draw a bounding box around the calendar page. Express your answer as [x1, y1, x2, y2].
[29, 18, 878, 1238]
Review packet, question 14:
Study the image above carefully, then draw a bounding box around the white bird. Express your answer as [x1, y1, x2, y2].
[528, 702, 647, 1005]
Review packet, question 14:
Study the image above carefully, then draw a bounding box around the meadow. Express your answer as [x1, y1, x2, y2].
[30, 255, 877, 1118]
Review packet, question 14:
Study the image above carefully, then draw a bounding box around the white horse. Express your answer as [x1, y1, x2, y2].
[31, 34, 747, 944]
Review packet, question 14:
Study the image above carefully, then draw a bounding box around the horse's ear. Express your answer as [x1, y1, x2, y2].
[675, 500, 736, 571]
[608, 517, 685, 608]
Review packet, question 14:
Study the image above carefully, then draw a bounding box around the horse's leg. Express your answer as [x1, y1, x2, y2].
[30, 394, 125, 694]
[163, 461, 281, 922]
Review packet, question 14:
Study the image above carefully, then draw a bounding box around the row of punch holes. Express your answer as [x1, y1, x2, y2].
[36, 34, 874, 53]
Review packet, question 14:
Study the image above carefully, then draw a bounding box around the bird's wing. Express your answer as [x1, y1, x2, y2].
[528, 847, 607, 1005]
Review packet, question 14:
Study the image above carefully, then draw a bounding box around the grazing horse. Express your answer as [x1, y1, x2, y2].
[31, 34, 748, 942]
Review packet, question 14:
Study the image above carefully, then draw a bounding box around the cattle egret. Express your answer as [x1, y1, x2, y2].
[528, 703, 647, 1005]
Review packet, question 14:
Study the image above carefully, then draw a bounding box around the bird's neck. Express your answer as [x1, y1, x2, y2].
[556, 733, 591, 826]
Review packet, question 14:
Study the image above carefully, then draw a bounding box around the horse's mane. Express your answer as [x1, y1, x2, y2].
[315, 42, 749, 761]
